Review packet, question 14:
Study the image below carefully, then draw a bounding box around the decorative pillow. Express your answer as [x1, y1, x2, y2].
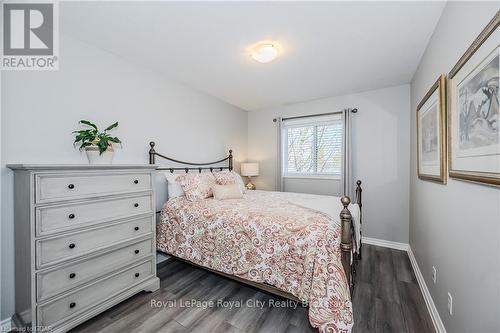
[163, 172, 184, 199]
[212, 184, 244, 200]
[176, 172, 216, 201]
[213, 170, 246, 193]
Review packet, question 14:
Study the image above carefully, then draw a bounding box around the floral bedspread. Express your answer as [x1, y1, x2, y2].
[157, 190, 353, 332]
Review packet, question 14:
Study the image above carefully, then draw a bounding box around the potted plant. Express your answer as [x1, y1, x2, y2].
[73, 120, 121, 164]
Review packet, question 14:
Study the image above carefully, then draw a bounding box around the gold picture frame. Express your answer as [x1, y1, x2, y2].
[447, 12, 499, 186]
[417, 75, 447, 184]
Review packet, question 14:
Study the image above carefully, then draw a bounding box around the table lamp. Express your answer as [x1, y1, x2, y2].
[241, 163, 259, 190]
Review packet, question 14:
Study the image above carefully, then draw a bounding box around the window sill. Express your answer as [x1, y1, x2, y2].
[283, 175, 340, 181]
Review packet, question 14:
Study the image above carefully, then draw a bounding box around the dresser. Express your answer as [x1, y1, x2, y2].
[7, 165, 160, 332]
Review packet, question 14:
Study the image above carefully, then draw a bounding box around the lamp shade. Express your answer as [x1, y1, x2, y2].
[241, 163, 259, 177]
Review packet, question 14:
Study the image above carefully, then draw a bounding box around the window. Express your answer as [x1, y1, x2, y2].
[282, 115, 342, 178]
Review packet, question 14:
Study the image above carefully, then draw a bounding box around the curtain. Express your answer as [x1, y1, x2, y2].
[275, 117, 284, 191]
[341, 109, 352, 197]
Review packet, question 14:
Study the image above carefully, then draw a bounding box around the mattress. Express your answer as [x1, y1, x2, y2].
[157, 190, 353, 333]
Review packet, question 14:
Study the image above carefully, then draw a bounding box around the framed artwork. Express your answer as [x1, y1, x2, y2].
[448, 13, 499, 186]
[417, 75, 447, 183]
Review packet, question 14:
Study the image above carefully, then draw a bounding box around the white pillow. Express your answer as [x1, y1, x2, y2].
[163, 172, 185, 199]
[212, 184, 244, 200]
[233, 172, 246, 193]
[213, 170, 246, 194]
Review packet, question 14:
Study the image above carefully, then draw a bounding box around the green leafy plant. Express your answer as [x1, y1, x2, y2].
[73, 120, 121, 155]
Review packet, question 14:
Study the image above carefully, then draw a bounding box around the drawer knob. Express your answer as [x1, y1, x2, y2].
[134, 249, 140, 254]
[69, 302, 76, 308]
[134, 203, 139, 208]
[68, 184, 75, 189]
[133, 179, 139, 184]
[68, 214, 75, 219]
[135, 273, 140, 278]
[134, 226, 139, 231]
[69, 273, 76, 279]
[69, 243, 76, 249]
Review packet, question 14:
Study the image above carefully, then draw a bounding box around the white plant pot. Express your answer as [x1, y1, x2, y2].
[85, 146, 114, 164]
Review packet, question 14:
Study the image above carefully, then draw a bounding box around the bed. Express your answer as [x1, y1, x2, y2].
[148, 142, 363, 333]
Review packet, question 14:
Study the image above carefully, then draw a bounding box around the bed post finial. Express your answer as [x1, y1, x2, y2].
[228, 149, 233, 171]
[341, 196, 350, 208]
[340, 195, 353, 295]
[149, 141, 156, 164]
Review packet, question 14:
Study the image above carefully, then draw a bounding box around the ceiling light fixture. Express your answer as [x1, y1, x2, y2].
[250, 43, 279, 64]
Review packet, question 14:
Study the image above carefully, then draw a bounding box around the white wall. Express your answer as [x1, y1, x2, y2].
[410, 2, 499, 332]
[0, 33, 248, 321]
[248, 84, 411, 243]
[282, 177, 341, 196]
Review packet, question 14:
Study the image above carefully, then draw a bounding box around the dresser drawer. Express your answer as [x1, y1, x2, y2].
[36, 238, 153, 301]
[36, 217, 153, 268]
[35, 172, 152, 203]
[38, 260, 154, 328]
[36, 194, 153, 236]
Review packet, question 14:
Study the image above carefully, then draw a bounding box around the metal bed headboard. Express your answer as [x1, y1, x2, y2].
[148, 141, 233, 173]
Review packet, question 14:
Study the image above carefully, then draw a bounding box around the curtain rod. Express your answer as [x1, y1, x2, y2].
[272, 108, 357, 122]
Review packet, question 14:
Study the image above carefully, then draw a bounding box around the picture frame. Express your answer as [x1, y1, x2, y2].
[417, 75, 447, 183]
[448, 13, 499, 186]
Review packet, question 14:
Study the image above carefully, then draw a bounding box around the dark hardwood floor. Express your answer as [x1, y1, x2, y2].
[71, 245, 434, 333]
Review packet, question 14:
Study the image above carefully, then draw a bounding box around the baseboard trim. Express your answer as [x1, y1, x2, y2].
[362, 236, 409, 251]
[407, 246, 447, 333]
[0, 316, 12, 332]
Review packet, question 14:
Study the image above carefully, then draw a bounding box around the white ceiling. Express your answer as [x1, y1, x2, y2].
[60, 1, 445, 111]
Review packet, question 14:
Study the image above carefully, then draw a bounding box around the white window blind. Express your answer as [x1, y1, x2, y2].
[282, 115, 342, 177]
